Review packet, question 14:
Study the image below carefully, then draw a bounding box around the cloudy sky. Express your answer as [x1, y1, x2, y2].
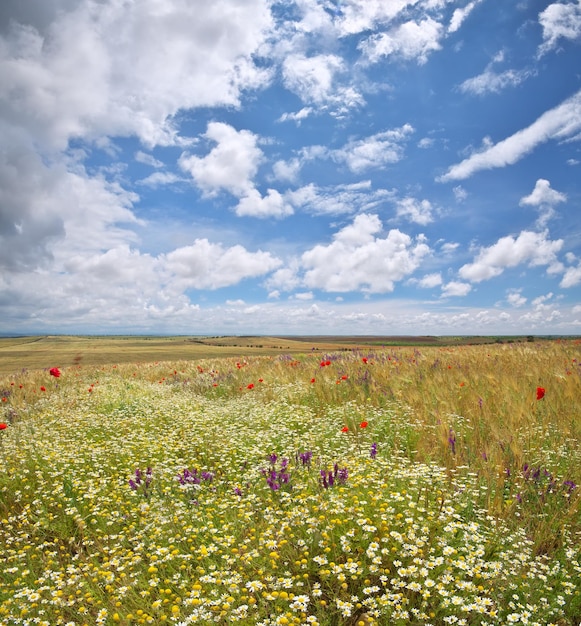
[1, 0, 580, 336]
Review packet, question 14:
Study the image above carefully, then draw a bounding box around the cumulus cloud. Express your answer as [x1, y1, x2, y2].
[163, 240, 281, 290]
[538, 0, 581, 56]
[519, 178, 566, 207]
[560, 261, 581, 287]
[459, 230, 564, 282]
[519, 179, 566, 227]
[332, 125, 415, 172]
[282, 53, 343, 104]
[507, 289, 527, 307]
[441, 281, 472, 297]
[301, 213, 430, 293]
[417, 273, 443, 288]
[0, 0, 273, 150]
[359, 18, 444, 65]
[179, 122, 264, 197]
[395, 197, 435, 225]
[235, 189, 294, 219]
[0, 130, 140, 272]
[440, 88, 581, 181]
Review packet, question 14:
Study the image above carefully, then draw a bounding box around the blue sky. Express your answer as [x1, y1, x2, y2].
[1, 0, 580, 336]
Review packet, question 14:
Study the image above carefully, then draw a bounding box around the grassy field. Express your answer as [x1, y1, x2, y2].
[0, 337, 580, 625]
[0, 335, 562, 377]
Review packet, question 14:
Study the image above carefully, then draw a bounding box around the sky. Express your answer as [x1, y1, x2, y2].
[1, 0, 580, 336]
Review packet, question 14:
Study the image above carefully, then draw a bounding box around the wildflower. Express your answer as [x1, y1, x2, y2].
[341, 426, 349, 433]
[0, 423, 7, 430]
[247, 383, 255, 390]
[448, 430, 456, 455]
[536, 386, 545, 400]
[362, 357, 368, 364]
[310, 378, 316, 383]
[298, 451, 313, 466]
[370, 443, 377, 458]
[360, 421, 368, 428]
[49, 367, 61, 378]
[40, 386, 46, 392]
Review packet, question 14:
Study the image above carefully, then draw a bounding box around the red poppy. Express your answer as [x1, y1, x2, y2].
[40, 386, 46, 392]
[341, 375, 348, 380]
[536, 387, 546, 400]
[362, 357, 368, 364]
[360, 421, 368, 428]
[310, 378, 316, 383]
[326, 360, 331, 366]
[247, 383, 255, 390]
[49, 367, 61, 378]
[258, 379, 264, 383]
[341, 426, 349, 432]
[1, 397, 6, 402]
[0, 423, 7, 430]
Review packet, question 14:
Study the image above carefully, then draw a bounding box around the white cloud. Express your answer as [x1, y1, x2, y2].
[163, 239, 281, 290]
[280, 53, 364, 115]
[272, 158, 302, 183]
[301, 213, 431, 293]
[287, 181, 394, 216]
[0, 131, 140, 272]
[453, 185, 468, 202]
[448, 0, 482, 34]
[441, 242, 460, 253]
[282, 53, 343, 104]
[395, 196, 434, 225]
[0, 0, 273, 150]
[519, 178, 566, 227]
[441, 281, 472, 297]
[179, 122, 263, 197]
[507, 289, 527, 307]
[137, 172, 183, 187]
[459, 230, 564, 282]
[417, 273, 443, 288]
[519, 178, 566, 207]
[459, 67, 533, 96]
[440, 88, 581, 181]
[538, 0, 581, 56]
[359, 18, 444, 65]
[278, 107, 313, 124]
[135, 151, 164, 168]
[235, 189, 294, 219]
[560, 261, 581, 287]
[332, 125, 415, 172]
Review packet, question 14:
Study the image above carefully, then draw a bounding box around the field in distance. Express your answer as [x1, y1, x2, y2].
[0, 333, 575, 376]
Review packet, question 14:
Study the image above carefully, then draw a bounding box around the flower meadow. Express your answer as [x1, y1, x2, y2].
[0, 340, 580, 626]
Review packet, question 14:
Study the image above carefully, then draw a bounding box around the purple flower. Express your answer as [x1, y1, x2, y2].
[268, 453, 278, 465]
[370, 443, 377, 459]
[563, 480, 577, 494]
[448, 430, 456, 455]
[299, 451, 313, 466]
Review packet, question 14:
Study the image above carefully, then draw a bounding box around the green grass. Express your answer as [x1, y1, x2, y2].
[0, 339, 580, 625]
